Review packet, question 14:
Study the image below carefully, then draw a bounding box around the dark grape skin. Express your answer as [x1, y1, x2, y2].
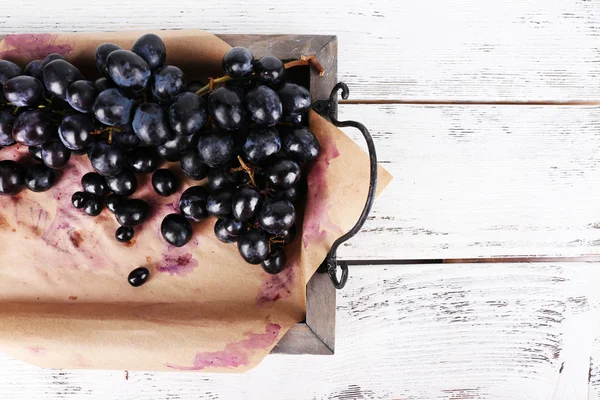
[39, 53, 65, 72]
[232, 186, 262, 222]
[71, 191, 89, 209]
[276, 226, 296, 244]
[114, 199, 150, 227]
[152, 65, 186, 103]
[214, 217, 243, 243]
[197, 133, 235, 168]
[0, 60, 22, 85]
[111, 125, 141, 150]
[242, 128, 281, 165]
[206, 190, 234, 217]
[105, 193, 124, 213]
[157, 144, 182, 162]
[207, 167, 239, 191]
[12, 110, 53, 146]
[161, 213, 193, 247]
[3, 76, 45, 107]
[81, 172, 110, 196]
[267, 159, 301, 189]
[152, 168, 179, 197]
[159, 133, 198, 162]
[95, 43, 121, 76]
[273, 186, 299, 204]
[281, 125, 320, 163]
[254, 56, 285, 86]
[43, 59, 83, 100]
[261, 247, 286, 274]
[58, 114, 94, 151]
[94, 77, 115, 92]
[105, 169, 137, 196]
[89, 141, 126, 177]
[83, 196, 103, 216]
[207, 87, 244, 131]
[0, 160, 24, 195]
[115, 226, 134, 243]
[132, 34, 166, 71]
[180, 151, 209, 180]
[132, 102, 174, 146]
[179, 186, 209, 222]
[0, 108, 16, 146]
[277, 83, 312, 118]
[128, 267, 150, 287]
[237, 229, 269, 264]
[222, 47, 254, 79]
[29, 146, 43, 162]
[169, 92, 207, 136]
[93, 88, 135, 126]
[245, 86, 282, 127]
[66, 80, 97, 113]
[127, 146, 161, 174]
[106, 50, 151, 91]
[41, 140, 71, 169]
[24, 60, 43, 81]
[258, 198, 296, 234]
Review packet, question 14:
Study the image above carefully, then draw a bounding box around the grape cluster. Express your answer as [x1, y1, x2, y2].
[0, 34, 321, 279]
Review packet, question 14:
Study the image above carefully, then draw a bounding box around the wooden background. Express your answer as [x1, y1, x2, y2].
[1, 0, 600, 398]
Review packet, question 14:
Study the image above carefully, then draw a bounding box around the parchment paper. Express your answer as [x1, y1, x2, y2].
[0, 30, 392, 372]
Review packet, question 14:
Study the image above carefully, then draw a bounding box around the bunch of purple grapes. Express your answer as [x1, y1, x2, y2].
[0, 34, 320, 276]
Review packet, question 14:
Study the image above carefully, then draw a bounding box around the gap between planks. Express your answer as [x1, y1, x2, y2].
[345, 256, 600, 266]
[340, 100, 600, 106]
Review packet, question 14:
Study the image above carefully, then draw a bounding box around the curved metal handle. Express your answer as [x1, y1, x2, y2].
[314, 82, 379, 289]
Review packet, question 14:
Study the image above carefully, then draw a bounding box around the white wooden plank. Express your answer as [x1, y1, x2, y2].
[0, 0, 598, 101]
[0, 263, 598, 399]
[336, 104, 600, 260]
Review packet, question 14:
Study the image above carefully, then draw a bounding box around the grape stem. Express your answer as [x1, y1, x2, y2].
[195, 55, 325, 96]
[90, 126, 124, 145]
[237, 156, 256, 187]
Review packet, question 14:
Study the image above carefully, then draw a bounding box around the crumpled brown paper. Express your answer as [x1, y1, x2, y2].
[0, 30, 392, 372]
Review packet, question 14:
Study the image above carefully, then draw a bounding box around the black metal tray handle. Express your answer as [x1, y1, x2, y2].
[312, 82, 379, 290]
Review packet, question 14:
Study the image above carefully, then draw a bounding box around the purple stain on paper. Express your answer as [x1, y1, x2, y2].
[302, 133, 341, 248]
[165, 323, 281, 371]
[28, 346, 46, 356]
[256, 262, 296, 306]
[0, 34, 73, 61]
[156, 252, 198, 276]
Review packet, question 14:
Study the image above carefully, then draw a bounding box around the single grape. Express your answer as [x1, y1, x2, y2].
[152, 168, 179, 197]
[242, 127, 281, 165]
[83, 196, 103, 216]
[273, 186, 299, 204]
[225, 77, 256, 95]
[254, 56, 285, 86]
[245, 85, 282, 127]
[237, 229, 269, 264]
[128, 267, 149, 287]
[161, 213, 193, 247]
[105, 169, 137, 196]
[222, 47, 254, 78]
[258, 198, 296, 234]
[197, 133, 234, 168]
[12, 110, 53, 146]
[24, 60, 43, 81]
[114, 198, 149, 227]
[180, 150, 209, 180]
[93, 88, 135, 126]
[276, 226, 296, 244]
[128, 146, 161, 174]
[0, 108, 16, 147]
[105, 193, 124, 213]
[106, 50, 151, 91]
[3, 76, 44, 107]
[206, 190, 233, 217]
[66, 80, 97, 113]
[132, 34, 166, 71]
[207, 87, 244, 131]
[115, 226, 134, 243]
[207, 167, 238, 191]
[89, 141, 126, 177]
[95, 43, 121, 76]
[81, 172, 109, 196]
[43, 59, 82, 100]
[94, 77, 115, 92]
[169, 92, 207, 136]
[58, 114, 94, 151]
[179, 185, 209, 222]
[261, 247, 286, 274]
[232, 186, 262, 222]
[39, 53, 65, 71]
[29, 145, 43, 162]
[41, 140, 71, 169]
[152, 65, 185, 103]
[281, 125, 320, 163]
[267, 159, 301, 189]
[111, 125, 141, 150]
[71, 191, 89, 209]
[0, 160, 24, 195]
[214, 217, 243, 243]
[159, 133, 198, 162]
[277, 83, 311, 118]
[132, 102, 174, 146]
[0, 60, 21, 85]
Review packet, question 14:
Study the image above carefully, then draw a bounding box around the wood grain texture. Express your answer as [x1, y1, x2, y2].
[336, 104, 600, 260]
[0, 263, 598, 399]
[0, 0, 599, 101]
